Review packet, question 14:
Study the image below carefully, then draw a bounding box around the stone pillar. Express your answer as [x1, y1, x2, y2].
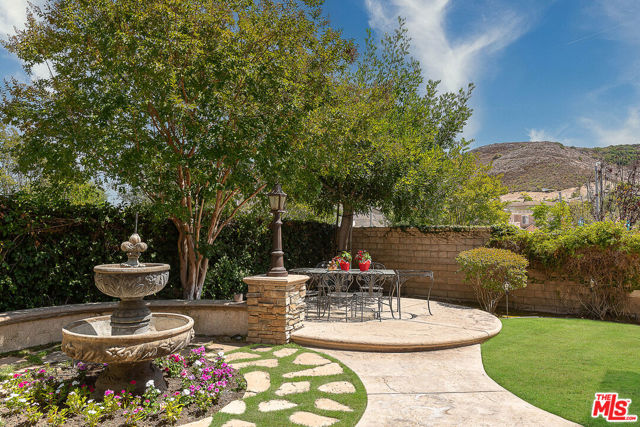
[243, 274, 309, 344]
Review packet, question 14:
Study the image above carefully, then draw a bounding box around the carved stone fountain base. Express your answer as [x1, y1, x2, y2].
[62, 313, 194, 395]
[95, 361, 167, 396]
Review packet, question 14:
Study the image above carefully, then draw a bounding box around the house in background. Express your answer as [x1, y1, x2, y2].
[505, 201, 539, 230]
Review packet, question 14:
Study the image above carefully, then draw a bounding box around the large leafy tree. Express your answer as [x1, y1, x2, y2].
[391, 152, 509, 225]
[1, 0, 351, 298]
[294, 21, 476, 249]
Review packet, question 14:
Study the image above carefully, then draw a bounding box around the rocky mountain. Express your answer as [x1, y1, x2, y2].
[472, 141, 640, 192]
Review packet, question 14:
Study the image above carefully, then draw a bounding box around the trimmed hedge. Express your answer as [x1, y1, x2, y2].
[0, 196, 334, 311]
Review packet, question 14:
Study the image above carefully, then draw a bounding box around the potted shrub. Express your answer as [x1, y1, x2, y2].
[456, 247, 528, 314]
[338, 251, 352, 271]
[354, 250, 372, 271]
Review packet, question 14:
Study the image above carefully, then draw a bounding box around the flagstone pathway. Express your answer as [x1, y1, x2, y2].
[184, 343, 366, 427]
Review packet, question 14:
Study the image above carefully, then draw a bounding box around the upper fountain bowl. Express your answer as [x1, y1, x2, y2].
[94, 263, 170, 299]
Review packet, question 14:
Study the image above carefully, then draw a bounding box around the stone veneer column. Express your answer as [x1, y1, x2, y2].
[242, 274, 309, 345]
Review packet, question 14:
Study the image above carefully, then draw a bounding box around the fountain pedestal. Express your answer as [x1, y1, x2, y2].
[61, 232, 194, 396]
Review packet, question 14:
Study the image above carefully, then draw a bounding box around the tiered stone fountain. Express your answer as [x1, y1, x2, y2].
[61, 232, 194, 395]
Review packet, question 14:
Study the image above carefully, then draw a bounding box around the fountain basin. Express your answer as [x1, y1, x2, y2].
[61, 312, 194, 364]
[94, 263, 170, 299]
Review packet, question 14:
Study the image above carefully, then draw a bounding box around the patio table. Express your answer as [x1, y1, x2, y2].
[291, 267, 396, 321]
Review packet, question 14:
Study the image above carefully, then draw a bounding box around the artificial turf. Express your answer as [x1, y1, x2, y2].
[481, 317, 640, 427]
[211, 343, 367, 426]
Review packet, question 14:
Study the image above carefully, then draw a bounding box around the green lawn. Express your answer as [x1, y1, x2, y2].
[481, 317, 640, 427]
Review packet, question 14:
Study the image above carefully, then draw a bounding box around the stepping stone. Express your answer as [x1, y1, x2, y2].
[283, 363, 343, 378]
[275, 381, 310, 396]
[293, 353, 331, 366]
[221, 420, 256, 427]
[242, 391, 257, 399]
[181, 416, 212, 426]
[232, 359, 278, 369]
[225, 352, 261, 362]
[318, 381, 356, 394]
[244, 371, 270, 393]
[289, 411, 338, 427]
[273, 348, 298, 358]
[315, 398, 353, 412]
[220, 400, 246, 415]
[258, 399, 297, 412]
[253, 345, 272, 352]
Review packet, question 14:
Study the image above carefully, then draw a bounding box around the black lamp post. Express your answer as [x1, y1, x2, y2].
[267, 183, 288, 277]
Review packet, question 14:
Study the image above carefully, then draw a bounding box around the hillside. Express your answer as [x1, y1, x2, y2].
[472, 141, 640, 192]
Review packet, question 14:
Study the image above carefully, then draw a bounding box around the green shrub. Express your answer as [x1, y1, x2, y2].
[0, 194, 334, 311]
[203, 255, 250, 299]
[489, 221, 640, 319]
[456, 247, 528, 313]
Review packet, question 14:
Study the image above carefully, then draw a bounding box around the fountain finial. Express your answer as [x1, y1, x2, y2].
[121, 232, 148, 267]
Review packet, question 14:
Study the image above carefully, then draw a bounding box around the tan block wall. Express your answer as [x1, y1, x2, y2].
[351, 227, 638, 317]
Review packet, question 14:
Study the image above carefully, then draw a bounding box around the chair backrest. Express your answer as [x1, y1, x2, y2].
[372, 262, 386, 270]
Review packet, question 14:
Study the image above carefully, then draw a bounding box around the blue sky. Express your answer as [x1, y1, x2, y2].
[1, 0, 640, 148]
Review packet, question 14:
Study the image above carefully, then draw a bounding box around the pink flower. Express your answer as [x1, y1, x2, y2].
[104, 389, 114, 396]
[12, 373, 21, 378]
[130, 380, 136, 385]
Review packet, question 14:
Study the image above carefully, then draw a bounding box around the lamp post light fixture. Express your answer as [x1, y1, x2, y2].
[267, 183, 288, 277]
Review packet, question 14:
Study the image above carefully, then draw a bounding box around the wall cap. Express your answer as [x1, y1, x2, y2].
[0, 299, 246, 327]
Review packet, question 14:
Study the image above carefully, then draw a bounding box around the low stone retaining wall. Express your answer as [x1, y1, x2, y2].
[0, 300, 247, 353]
[352, 227, 640, 318]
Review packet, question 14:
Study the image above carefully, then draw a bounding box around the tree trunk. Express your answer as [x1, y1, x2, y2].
[337, 204, 354, 252]
[174, 219, 209, 300]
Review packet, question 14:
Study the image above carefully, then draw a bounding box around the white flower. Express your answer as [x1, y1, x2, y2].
[182, 389, 190, 396]
[194, 360, 202, 367]
[87, 410, 97, 415]
[217, 351, 225, 358]
[72, 380, 79, 386]
[145, 379, 155, 388]
[167, 397, 174, 402]
[18, 398, 26, 403]
[57, 383, 64, 390]
[88, 399, 94, 403]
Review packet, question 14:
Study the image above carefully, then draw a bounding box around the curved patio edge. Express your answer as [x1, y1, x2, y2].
[291, 299, 502, 352]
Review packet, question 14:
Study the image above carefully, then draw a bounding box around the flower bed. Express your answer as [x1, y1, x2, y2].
[0, 346, 246, 426]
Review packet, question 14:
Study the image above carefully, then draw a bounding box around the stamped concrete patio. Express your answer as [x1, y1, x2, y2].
[292, 297, 578, 426]
[292, 298, 502, 352]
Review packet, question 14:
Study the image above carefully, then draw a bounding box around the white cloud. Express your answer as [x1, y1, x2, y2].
[0, 0, 31, 35]
[585, 0, 640, 45]
[1, 0, 53, 81]
[581, 108, 640, 146]
[364, 0, 530, 93]
[528, 128, 554, 142]
[527, 127, 576, 146]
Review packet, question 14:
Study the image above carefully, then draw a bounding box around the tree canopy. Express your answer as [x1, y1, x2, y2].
[291, 20, 501, 249]
[1, 0, 352, 298]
